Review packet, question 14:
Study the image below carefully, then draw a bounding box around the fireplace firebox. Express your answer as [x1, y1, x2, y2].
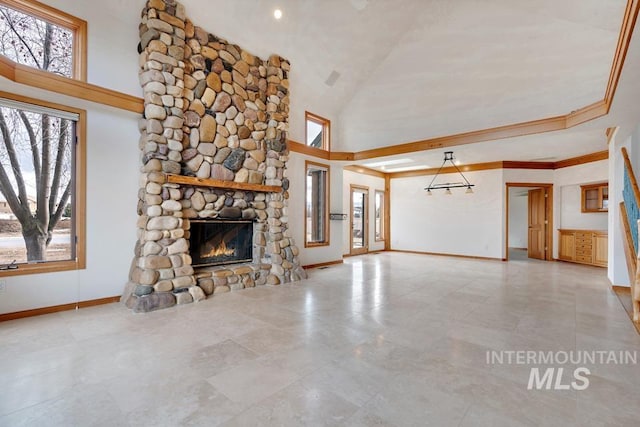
[189, 220, 253, 267]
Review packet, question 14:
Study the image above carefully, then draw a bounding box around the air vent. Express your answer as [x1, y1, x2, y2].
[349, 0, 369, 11]
[325, 70, 340, 87]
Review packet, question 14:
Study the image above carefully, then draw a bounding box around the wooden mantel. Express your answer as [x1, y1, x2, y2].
[166, 174, 282, 193]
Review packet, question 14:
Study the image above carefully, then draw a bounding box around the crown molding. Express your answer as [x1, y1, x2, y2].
[552, 150, 609, 169]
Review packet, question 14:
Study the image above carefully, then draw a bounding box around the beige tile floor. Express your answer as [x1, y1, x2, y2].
[1, 252, 639, 426]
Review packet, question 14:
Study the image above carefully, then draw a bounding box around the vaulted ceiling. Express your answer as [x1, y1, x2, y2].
[131, 0, 637, 164]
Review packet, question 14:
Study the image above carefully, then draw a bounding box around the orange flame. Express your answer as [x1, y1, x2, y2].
[202, 239, 235, 258]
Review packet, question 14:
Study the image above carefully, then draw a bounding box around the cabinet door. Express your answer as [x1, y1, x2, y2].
[593, 233, 608, 267]
[559, 231, 575, 261]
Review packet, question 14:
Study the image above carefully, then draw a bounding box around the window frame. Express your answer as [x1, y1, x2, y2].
[304, 160, 330, 247]
[0, 0, 88, 81]
[304, 111, 330, 151]
[0, 90, 86, 277]
[374, 190, 385, 242]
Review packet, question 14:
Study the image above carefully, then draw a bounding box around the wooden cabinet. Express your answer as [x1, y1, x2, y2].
[592, 233, 608, 267]
[581, 183, 608, 213]
[558, 232, 575, 261]
[558, 229, 607, 267]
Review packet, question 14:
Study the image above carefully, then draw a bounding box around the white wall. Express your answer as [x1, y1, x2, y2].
[558, 185, 608, 230]
[287, 152, 344, 266]
[0, 2, 140, 314]
[391, 169, 504, 259]
[342, 170, 386, 255]
[42, 0, 141, 97]
[508, 188, 528, 248]
[389, 163, 613, 263]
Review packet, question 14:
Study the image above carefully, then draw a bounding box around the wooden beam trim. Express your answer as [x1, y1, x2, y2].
[166, 174, 282, 193]
[352, 116, 567, 161]
[503, 161, 555, 170]
[343, 165, 387, 178]
[605, 0, 640, 107]
[329, 151, 355, 161]
[0, 55, 143, 113]
[565, 100, 608, 128]
[552, 150, 609, 169]
[287, 139, 330, 159]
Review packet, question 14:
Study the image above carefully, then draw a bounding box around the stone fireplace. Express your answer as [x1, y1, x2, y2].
[122, 0, 306, 313]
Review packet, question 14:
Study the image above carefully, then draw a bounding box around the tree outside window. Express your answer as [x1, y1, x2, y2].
[0, 3, 79, 267]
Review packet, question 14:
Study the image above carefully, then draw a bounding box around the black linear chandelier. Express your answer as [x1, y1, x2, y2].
[424, 151, 474, 195]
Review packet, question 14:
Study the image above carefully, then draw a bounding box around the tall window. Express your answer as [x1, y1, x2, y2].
[0, 93, 84, 275]
[305, 161, 329, 246]
[305, 111, 330, 151]
[0, 0, 87, 80]
[375, 190, 384, 241]
[0, 1, 86, 276]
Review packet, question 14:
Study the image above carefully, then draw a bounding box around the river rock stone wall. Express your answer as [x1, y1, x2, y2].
[122, 0, 305, 313]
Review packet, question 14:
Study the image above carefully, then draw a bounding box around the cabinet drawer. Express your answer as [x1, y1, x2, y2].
[576, 245, 593, 251]
[575, 255, 592, 262]
[575, 237, 592, 244]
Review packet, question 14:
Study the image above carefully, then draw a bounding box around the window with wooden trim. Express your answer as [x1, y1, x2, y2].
[305, 111, 330, 151]
[0, 91, 85, 276]
[581, 182, 608, 213]
[374, 190, 384, 241]
[305, 161, 329, 246]
[0, 0, 87, 80]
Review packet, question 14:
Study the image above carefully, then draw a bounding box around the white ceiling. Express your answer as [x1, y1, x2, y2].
[122, 0, 637, 165]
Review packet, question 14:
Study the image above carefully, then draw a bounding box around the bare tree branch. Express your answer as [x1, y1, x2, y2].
[0, 110, 29, 221]
[49, 181, 70, 238]
[0, 109, 30, 212]
[38, 113, 51, 226]
[0, 8, 42, 69]
[42, 22, 52, 70]
[18, 110, 41, 189]
[49, 118, 67, 215]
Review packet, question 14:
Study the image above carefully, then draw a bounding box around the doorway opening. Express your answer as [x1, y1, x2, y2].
[506, 183, 554, 261]
[350, 185, 369, 256]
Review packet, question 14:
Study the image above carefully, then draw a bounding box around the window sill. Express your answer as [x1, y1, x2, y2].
[0, 259, 84, 277]
[305, 241, 330, 248]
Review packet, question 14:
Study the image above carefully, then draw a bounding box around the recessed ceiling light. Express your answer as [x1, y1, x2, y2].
[363, 158, 413, 168]
[384, 165, 430, 173]
[274, 9, 283, 19]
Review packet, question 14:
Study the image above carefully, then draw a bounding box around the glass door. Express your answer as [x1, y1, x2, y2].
[350, 186, 369, 255]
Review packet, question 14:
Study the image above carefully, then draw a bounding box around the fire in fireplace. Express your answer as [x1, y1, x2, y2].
[189, 220, 253, 267]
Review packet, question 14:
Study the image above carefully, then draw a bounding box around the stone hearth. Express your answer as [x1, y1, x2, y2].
[122, 0, 305, 313]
